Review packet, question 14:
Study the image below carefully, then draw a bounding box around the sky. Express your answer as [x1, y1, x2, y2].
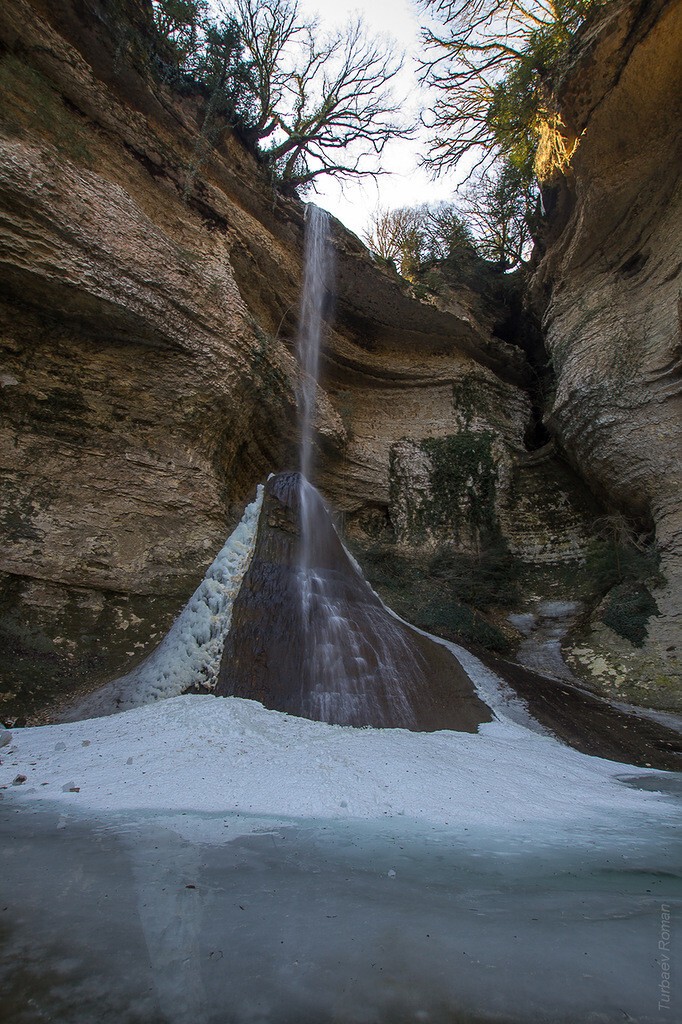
[294, 0, 463, 239]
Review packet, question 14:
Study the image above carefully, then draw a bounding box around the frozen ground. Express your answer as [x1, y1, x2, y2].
[1, 511, 679, 1024]
[0, 689, 674, 836]
[508, 600, 581, 681]
[2, 657, 681, 1023]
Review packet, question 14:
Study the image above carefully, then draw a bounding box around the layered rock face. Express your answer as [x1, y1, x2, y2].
[0, 0, 543, 719]
[217, 473, 491, 732]
[0, 0, 307, 716]
[532, 0, 682, 704]
[1, 0, 678, 721]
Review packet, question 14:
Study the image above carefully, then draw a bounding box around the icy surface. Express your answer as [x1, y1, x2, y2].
[2, 800, 679, 1024]
[508, 599, 581, 681]
[2, 676, 672, 838]
[65, 487, 263, 720]
[2, 651, 680, 1024]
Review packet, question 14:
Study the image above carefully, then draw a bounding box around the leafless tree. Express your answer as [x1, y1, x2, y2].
[420, 0, 597, 175]
[458, 161, 536, 267]
[363, 207, 425, 266]
[364, 201, 475, 277]
[227, 0, 414, 189]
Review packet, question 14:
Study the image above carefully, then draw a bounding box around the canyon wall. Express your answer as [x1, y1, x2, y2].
[0, 0, 678, 720]
[0, 0, 546, 719]
[532, 0, 682, 704]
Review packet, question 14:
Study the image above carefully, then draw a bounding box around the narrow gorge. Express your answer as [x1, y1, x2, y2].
[1, 3, 681, 1022]
[0, 0, 680, 731]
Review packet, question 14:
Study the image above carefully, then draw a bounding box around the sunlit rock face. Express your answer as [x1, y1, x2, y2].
[531, 0, 682, 703]
[216, 473, 491, 732]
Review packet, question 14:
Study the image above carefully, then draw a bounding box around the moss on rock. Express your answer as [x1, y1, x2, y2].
[599, 583, 659, 647]
[420, 432, 499, 538]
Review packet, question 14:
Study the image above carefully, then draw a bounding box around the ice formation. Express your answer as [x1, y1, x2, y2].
[6, 662, 671, 838]
[65, 486, 263, 719]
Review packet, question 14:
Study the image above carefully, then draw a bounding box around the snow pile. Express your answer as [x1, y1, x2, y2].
[2, 686, 671, 840]
[67, 487, 263, 720]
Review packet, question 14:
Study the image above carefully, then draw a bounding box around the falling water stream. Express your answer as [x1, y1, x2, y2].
[296, 206, 337, 706]
[291, 207, 429, 727]
[297, 205, 332, 493]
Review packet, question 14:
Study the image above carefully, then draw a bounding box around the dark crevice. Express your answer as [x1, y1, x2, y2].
[619, 251, 650, 277]
[122, 140, 168, 179]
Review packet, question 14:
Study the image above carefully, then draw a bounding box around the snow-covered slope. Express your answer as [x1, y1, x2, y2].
[2, 683, 671, 841]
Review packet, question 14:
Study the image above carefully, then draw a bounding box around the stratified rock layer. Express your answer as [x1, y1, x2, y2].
[0, 0, 530, 718]
[216, 473, 491, 732]
[1, 0, 679, 719]
[532, 0, 682, 703]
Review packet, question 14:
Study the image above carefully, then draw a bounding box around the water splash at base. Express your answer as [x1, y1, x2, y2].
[216, 472, 491, 731]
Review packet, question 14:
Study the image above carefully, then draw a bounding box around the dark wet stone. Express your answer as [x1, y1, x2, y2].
[479, 652, 682, 772]
[216, 472, 491, 732]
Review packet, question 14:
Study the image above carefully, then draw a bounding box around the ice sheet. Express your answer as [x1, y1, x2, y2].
[2, 685, 672, 840]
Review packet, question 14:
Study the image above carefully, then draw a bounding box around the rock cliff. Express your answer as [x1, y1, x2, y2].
[531, 0, 682, 706]
[0, 0, 538, 719]
[0, 0, 678, 720]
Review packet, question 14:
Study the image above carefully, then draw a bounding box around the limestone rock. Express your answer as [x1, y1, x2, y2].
[3, 0, 676, 720]
[216, 472, 491, 732]
[0, 0, 529, 718]
[531, 0, 682, 702]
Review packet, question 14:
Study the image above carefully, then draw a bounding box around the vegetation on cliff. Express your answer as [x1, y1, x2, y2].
[363, 202, 478, 278]
[420, 0, 602, 177]
[151, 0, 412, 191]
[418, 0, 604, 264]
[148, 0, 603, 271]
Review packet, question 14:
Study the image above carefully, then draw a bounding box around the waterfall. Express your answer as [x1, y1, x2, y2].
[297, 205, 333, 598]
[67, 203, 488, 731]
[298, 204, 332, 488]
[293, 205, 418, 725]
[268, 205, 486, 729]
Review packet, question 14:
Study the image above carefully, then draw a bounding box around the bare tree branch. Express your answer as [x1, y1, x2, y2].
[228, 0, 414, 189]
[419, 0, 597, 175]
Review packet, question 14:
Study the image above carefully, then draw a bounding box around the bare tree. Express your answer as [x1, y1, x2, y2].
[420, 0, 597, 175]
[421, 201, 476, 262]
[364, 201, 476, 277]
[363, 207, 425, 266]
[459, 161, 536, 267]
[229, 0, 300, 139]
[228, 0, 414, 189]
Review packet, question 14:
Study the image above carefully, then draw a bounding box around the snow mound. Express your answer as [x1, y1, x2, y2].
[66, 487, 263, 720]
[2, 684, 671, 839]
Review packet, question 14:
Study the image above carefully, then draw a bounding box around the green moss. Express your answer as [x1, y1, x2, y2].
[428, 543, 521, 609]
[414, 600, 511, 654]
[0, 55, 94, 164]
[410, 283, 434, 300]
[249, 324, 285, 397]
[352, 541, 517, 656]
[420, 432, 499, 538]
[451, 382, 476, 428]
[581, 532, 664, 648]
[0, 575, 188, 725]
[584, 537, 663, 593]
[600, 583, 659, 647]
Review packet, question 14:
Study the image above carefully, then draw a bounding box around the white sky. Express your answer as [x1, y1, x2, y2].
[295, 0, 462, 239]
